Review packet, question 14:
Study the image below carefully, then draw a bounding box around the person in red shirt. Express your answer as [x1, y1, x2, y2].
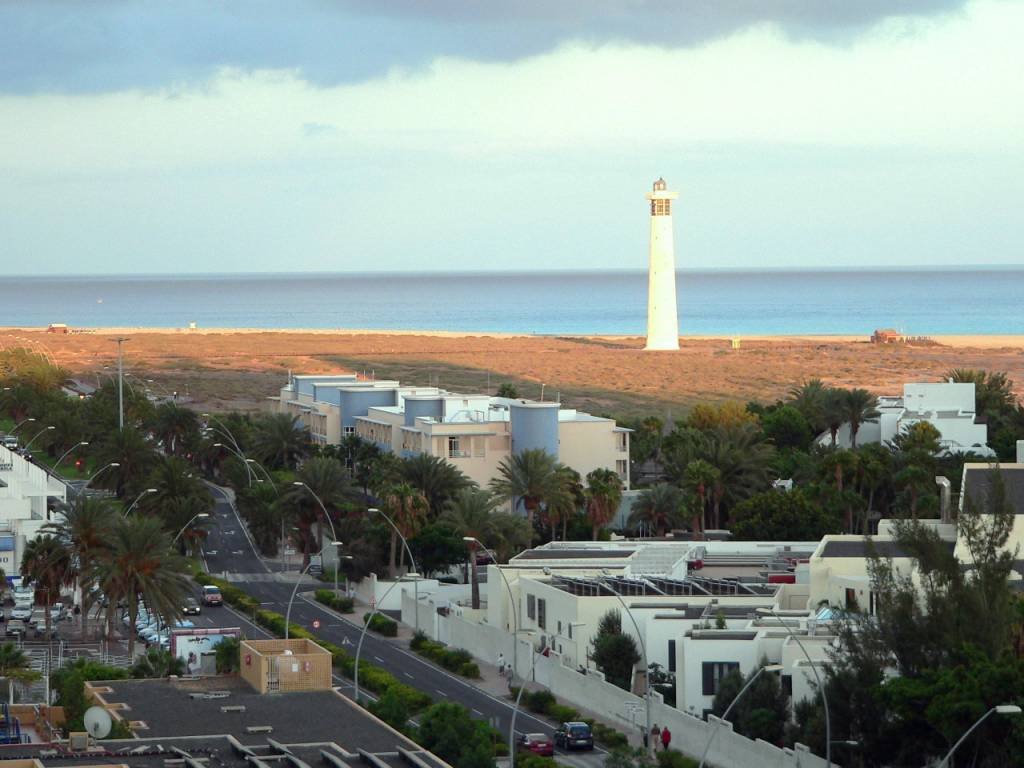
[660, 726, 672, 751]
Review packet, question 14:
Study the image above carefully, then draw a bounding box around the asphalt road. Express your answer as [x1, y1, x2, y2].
[198, 485, 606, 768]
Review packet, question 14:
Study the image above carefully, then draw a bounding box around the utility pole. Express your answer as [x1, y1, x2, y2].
[112, 337, 129, 430]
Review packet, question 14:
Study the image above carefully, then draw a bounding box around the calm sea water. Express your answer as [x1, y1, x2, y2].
[1, 269, 1021, 336]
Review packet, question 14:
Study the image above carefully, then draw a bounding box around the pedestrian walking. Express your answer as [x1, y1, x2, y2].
[651, 724, 661, 745]
[496, 652, 505, 676]
[661, 726, 672, 751]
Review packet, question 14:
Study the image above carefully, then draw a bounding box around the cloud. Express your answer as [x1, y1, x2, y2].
[0, 0, 983, 93]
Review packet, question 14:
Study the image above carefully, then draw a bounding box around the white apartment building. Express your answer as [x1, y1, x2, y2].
[0, 445, 67, 575]
[821, 381, 993, 456]
[274, 374, 631, 489]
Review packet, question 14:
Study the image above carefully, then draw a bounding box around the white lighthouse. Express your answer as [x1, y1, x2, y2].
[645, 177, 680, 351]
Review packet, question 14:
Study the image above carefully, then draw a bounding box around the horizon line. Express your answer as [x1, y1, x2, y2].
[5, 264, 1024, 280]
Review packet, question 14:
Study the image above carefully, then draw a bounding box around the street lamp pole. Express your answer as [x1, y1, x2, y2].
[464, 536, 518, 676]
[172, 513, 210, 545]
[212, 443, 254, 487]
[293, 482, 342, 597]
[123, 488, 157, 517]
[698, 664, 784, 768]
[23, 425, 55, 453]
[508, 629, 540, 768]
[285, 540, 343, 640]
[370, 507, 420, 635]
[757, 608, 832, 768]
[599, 569, 652, 753]
[938, 705, 1022, 767]
[113, 337, 129, 430]
[55, 441, 89, 468]
[82, 462, 119, 491]
[354, 575, 407, 703]
[8, 417, 36, 436]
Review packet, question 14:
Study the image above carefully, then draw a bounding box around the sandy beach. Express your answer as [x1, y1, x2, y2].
[3, 327, 1022, 417]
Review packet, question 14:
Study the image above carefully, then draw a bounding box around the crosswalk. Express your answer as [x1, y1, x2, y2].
[219, 572, 280, 583]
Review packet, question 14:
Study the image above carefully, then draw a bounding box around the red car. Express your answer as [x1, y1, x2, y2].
[520, 733, 554, 757]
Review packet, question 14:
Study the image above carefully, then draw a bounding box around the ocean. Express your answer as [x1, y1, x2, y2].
[1, 269, 1021, 336]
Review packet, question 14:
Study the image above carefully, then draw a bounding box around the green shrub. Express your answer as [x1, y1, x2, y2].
[314, 588, 354, 614]
[656, 750, 700, 768]
[457, 662, 481, 679]
[363, 612, 398, 637]
[410, 636, 480, 678]
[592, 722, 629, 748]
[547, 703, 581, 722]
[525, 690, 556, 714]
[411, 630, 430, 650]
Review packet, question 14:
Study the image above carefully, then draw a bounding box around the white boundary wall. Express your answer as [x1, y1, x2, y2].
[424, 607, 835, 768]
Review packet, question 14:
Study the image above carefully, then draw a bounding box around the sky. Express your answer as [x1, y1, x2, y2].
[1, 0, 1022, 275]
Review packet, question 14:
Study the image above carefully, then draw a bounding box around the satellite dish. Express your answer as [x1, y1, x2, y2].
[83, 706, 112, 739]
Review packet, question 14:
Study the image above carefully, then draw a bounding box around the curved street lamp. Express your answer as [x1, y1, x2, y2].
[23, 425, 55, 453]
[123, 488, 157, 517]
[756, 608, 832, 768]
[212, 442, 255, 487]
[82, 462, 119, 491]
[293, 482, 343, 596]
[353, 571, 418, 702]
[284, 540, 344, 640]
[8, 417, 36, 435]
[938, 704, 1021, 767]
[698, 663, 784, 768]
[598, 568, 652, 752]
[172, 513, 210, 545]
[369, 506, 420, 635]
[55, 441, 89, 468]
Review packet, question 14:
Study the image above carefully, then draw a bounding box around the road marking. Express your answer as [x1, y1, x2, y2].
[435, 690, 448, 697]
[472, 709, 483, 716]
[404, 673, 414, 679]
[374, 656, 385, 663]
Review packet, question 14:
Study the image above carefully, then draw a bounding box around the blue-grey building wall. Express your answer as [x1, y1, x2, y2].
[510, 404, 559, 457]
[339, 389, 399, 429]
[405, 398, 444, 426]
[313, 386, 342, 405]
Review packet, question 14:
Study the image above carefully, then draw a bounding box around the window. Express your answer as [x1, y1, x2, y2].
[701, 662, 739, 696]
[473, 437, 485, 458]
[557, 620, 562, 635]
[845, 588, 860, 612]
[448, 436, 468, 459]
[781, 674, 793, 698]
[667, 639, 676, 673]
[537, 598, 547, 630]
[568, 623, 573, 639]
[527, 594, 536, 620]
[650, 198, 671, 216]
[343, 426, 355, 435]
[616, 460, 628, 479]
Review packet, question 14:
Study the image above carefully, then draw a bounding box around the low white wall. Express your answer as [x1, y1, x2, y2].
[354, 573, 441, 611]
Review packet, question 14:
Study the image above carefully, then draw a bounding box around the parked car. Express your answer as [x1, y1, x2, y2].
[554, 722, 594, 751]
[33, 620, 56, 638]
[182, 597, 201, 616]
[520, 733, 555, 757]
[202, 585, 222, 606]
[5, 620, 26, 638]
[49, 603, 67, 621]
[10, 606, 33, 622]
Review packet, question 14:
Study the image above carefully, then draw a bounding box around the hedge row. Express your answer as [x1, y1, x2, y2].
[363, 612, 398, 637]
[314, 589, 355, 614]
[410, 631, 481, 679]
[509, 687, 629, 749]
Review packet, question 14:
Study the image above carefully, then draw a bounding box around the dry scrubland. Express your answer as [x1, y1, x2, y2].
[4, 328, 1024, 418]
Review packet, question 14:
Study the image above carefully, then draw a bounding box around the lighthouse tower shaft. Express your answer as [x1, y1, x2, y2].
[645, 178, 680, 351]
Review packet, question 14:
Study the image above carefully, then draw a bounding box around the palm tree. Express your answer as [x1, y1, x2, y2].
[699, 424, 776, 529]
[440, 488, 502, 609]
[153, 403, 200, 457]
[251, 413, 309, 470]
[94, 426, 158, 498]
[132, 647, 186, 678]
[0, 643, 40, 705]
[584, 469, 623, 541]
[894, 463, 933, 519]
[490, 449, 560, 527]
[145, 455, 211, 515]
[45, 496, 117, 638]
[94, 516, 190, 657]
[844, 388, 880, 449]
[787, 378, 829, 435]
[20, 534, 75, 642]
[629, 484, 683, 536]
[401, 453, 472, 517]
[287, 456, 353, 555]
[380, 482, 429, 577]
[682, 459, 719, 538]
[488, 513, 532, 564]
[822, 388, 847, 448]
[946, 369, 1015, 415]
[543, 466, 584, 540]
[821, 449, 860, 532]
